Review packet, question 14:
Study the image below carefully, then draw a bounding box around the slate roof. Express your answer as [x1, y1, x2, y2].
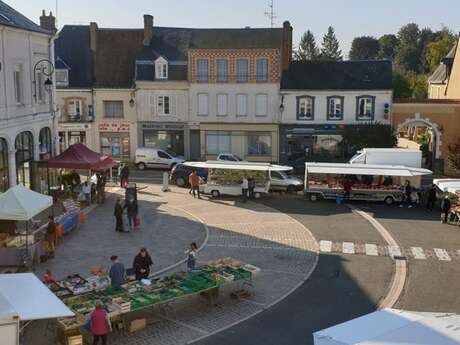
[54, 25, 93, 88]
[281, 60, 393, 90]
[0, 0, 50, 34]
[428, 43, 457, 84]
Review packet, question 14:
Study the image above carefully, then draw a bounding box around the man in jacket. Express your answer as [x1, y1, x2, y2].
[114, 198, 124, 232]
[441, 195, 451, 224]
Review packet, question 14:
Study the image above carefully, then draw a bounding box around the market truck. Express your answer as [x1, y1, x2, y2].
[183, 161, 292, 198]
[349, 148, 422, 168]
[304, 162, 432, 205]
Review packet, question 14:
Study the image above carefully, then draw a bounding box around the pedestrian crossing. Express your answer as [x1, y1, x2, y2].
[319, 240, 460, 262]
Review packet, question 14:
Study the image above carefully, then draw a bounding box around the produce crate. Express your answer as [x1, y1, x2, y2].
[242, 264, 260, 276]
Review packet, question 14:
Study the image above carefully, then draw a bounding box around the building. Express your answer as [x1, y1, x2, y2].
[0, 2, 56, 190]
[279, 60, 393, 166]
[428, 43, 457, 99]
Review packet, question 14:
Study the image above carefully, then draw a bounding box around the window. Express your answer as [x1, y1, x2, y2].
[271, 171, 283, 179]
[248, 132, 272, 156]
[217, 94, 228, 116]
[297, 96, 315, 120]
[197, 93, 209, 115]
[216, 59, 228, 82]
[158, 150, 171, 159]
[327, 96, 344, 120]
[103, 100, 124, 118]
[55, 69, 69, 87]
[13, 64, 23, 104]
[155, 58, 168, 79]
[0, 138, 8, 192]
[39, 127, 52, 157]
[236, 94, 248, 116]
[67, 99, 83, 119]
[197, 59, 209, 82]
[236, 59, 249, 82]
[157, 95, 176, 115]
[356, 95, 376, 120]
[36, 71, 45, 102]
[100, 134, 130, 160]
[256, 94, 268, 116]
[256, 58, 268, 82]
[206, 132, 230, 154]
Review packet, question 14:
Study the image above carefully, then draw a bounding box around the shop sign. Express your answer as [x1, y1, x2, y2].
[98, 122, 130, 132]
[58, 123, 90, 130]
[142, 123, 184, 131]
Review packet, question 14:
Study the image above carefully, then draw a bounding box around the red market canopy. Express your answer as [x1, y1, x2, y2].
[47, 143, 116, 171]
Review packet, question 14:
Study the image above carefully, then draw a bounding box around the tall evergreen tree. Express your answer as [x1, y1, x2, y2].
[378, 34, 399, 59]
[395, 23, 421, 71]
[294, 30, 319, 61]
[320, 26, 342, 61]
[349, 36, 380, 60]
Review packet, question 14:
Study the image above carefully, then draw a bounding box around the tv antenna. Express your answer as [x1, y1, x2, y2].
[264, 0, 276, 27]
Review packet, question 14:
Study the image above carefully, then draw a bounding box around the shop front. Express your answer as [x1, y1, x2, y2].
[98, 122, 131, 162]
[139, 123, 186, 157]
[15, 131, 34, 188]
[58, 123, 92, 153]
[279, 125, 348, 168]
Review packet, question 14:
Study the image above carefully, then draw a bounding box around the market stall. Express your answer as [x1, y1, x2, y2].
[434, 179, 460, 225]
[0, 185, 52, 267]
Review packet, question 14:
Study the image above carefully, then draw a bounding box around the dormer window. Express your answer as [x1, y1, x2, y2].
[155, 57, 168, 80]
[55, 69, 69, 87]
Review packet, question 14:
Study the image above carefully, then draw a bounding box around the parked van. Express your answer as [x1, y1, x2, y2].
[135, 148, 185, 170]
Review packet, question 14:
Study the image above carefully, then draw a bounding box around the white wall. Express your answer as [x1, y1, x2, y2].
[189, 83, 280, 123]
[280, 90, 392, 125]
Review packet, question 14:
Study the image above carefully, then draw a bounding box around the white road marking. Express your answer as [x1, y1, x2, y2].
[342, 242, 355, 254]
[411, 247, 426, 260]
[365, 243, 379, 256]
[388, 246, 402, 258]
[319, 240, 332, 253]
[434, 248, 451, 261]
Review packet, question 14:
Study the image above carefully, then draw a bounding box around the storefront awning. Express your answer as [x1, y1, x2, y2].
[184, 161, 293, 172]
[47, 143, 116, 170]
[305, 163, 432, 177]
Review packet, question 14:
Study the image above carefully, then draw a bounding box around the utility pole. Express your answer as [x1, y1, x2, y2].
[264, 0, 276, 28]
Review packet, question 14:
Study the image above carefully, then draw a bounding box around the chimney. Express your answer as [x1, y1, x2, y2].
[89, 22, 98, 52]
[281, 21, 293, 71]
[143, 14, 153, 46]
[39, 10, 57, 34]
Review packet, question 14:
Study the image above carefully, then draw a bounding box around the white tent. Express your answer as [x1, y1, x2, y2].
[183, 160, 293, 171]
[0, 185, 52, 221]
[314, 308, 460, 345]
[434, 179, 460, 194]
[305, 163, 432, 177]
[0, 294, 19, 345]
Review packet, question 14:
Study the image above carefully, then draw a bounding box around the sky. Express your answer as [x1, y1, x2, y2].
[9, 0, 460, 57]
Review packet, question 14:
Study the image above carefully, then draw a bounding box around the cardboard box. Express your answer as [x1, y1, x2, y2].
[129, 318, 146, 333]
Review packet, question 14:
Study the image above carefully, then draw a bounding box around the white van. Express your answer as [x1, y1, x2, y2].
[135, 148, 185, 170]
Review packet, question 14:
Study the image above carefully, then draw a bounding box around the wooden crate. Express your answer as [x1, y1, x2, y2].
[128, 318, 146, 333]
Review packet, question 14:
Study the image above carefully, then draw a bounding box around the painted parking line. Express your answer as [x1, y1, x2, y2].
[365, 243, 379, 256]
[434, 248, 451, 261]
[342, 242, 355, 254]
[411, 247, 426, 260]
[319, 240, 332, 253]
[388, 246, 402, 258]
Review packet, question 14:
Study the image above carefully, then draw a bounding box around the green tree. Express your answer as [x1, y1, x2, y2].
[349, 36, 380, 60]
[448, 142, 460, 176]
[395, 23, 421, 71]
[425, 29, 457, 72]
[343, 123, 397, 152]
[320, 26, 342, 61]
[393, 70, 412, 98]
[410, 73, 428, 98]
[378, 34, 399, 59]
[294, 30, 319, 61]
[418, 27, 437, 73]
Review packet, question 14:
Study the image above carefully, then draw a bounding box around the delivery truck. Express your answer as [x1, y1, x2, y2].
[349, 148, 422, 168]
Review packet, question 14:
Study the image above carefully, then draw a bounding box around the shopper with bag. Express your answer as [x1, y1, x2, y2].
[124, 197, 138, 231]
[89, 300, 112, 345]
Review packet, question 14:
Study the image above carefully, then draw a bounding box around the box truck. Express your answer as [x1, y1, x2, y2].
[349, 148, 422, 168]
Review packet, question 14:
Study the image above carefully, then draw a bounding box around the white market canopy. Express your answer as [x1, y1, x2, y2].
[0, 185, 52, 221]
[305, 163, 432, 177]
[314, 308, 460, 345]
[434, 179, 460, 193]
[183, 160, 293, 172]
[0, 273, 74, 321]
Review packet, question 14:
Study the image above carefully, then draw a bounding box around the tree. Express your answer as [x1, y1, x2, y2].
[448, 142, 460, 176]
[393, 70, 412, 98]
[320, 26, 342, 61]
[378, 34, 399, 59]
[343, 123, 397, 153]
[294, 30, 319, 61]
[395, 23, 421, 71]
[425, 29, 457, 72]
[393, 69, 428, 98]
[349, 36, 380, 60]
[417, 27, 436, 73]
[409, 73, 428, 98]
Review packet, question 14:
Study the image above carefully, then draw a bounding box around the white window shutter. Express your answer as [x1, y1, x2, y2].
[171, 95, 177, 115]
[150, 94, 156, 115]
[256, 94, 268, 116]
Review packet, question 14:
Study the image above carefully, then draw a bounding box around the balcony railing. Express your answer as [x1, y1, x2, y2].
[193, 74, 269, 82]
[59, 113, 94, 123]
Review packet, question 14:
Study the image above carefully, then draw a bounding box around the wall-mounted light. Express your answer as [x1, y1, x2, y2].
[44, 78, 53, 93]
[279, 95, 285, 113]
[129, 98, 135, 107]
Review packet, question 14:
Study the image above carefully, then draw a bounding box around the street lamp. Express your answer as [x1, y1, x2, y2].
[33, 59, 54, 101]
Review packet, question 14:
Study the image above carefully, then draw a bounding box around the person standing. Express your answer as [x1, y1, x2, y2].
[248, 178, 255, 199]
[120, 165, 130, 188]
[108, 256, 125, 287]
[46, 216, 57, 258]
[133, 248, 153, 280]
[82, 182, 92, 205]
[189, 170, 200, 199]
[343, 179, 352, 201]
[185, 242, 198, 271]
[426, 184, 437, 211]
[441, 195, 451, 224]
[96, 173, 106, 204]
[124, 197, 138, 231]
[90, 300, 111, 345]
[114, 199, 124, 232]
[241, 176, 248, 203]
[400, 180, 413, 208]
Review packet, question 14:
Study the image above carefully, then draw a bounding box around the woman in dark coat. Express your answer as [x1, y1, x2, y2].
[133, 248, 153, 280]
[114, 198, 124, 232]
[124, 197, 138, 231]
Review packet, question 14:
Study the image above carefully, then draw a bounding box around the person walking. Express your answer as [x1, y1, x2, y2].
[133, 248, 153, 280]
[124, 197, 138, 231]
[120, 165, 130, 188]
[108, 256, 125, 287]
[426, 184, 437, 211]
[90, 300, 111, 345]
[114, 199, 124, 232]
[441, 195, 451, 224]
[189, 170, 200, 199]
[82, 181, 92, 205]
[241, 176, 248, 203]
[400, 180, 413, 208]
[46, 216, 56, 258]
[96, 173, 106, 204]
[185, 242, 198, 271]
[248, 178, 255, 199]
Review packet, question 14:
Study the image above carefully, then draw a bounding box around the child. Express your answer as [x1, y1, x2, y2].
[185, 242, 198, 271]
[43, 269, 55, 285]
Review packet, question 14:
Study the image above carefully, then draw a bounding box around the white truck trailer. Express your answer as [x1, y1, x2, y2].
[349, 148, 422, 168]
